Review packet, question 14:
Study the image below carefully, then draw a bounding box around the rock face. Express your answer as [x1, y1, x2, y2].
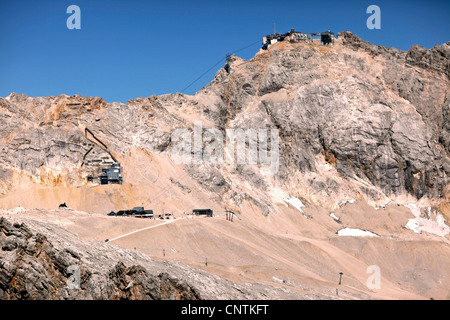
[0, 31, 448, 212]
[0, 217, 199, 299]
[0, 216, 315, 300]
[200, 32, 449, 206]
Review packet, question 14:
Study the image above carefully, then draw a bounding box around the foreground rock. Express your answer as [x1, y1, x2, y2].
[0, 216, 326, 300]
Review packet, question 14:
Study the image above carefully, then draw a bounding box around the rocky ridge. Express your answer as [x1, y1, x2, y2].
[0, 31, 448, 215]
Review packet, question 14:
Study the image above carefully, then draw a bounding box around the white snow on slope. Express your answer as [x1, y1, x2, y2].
[330, 212, 340, 221]
[339, 199, 356, 207]
[405, 219, 421, 234]
[284, 196, 305, 213]
[404, 204, 450, 237]
[337, 228, 378, 237]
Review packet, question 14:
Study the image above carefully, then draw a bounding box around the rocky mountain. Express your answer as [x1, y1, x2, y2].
[0, 31, 448, 213]
[0, 31, 449, 300]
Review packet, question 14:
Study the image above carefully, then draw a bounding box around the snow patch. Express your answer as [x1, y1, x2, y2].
[284, 196, 312, 218]
[284, 196, 305, 213]
[404, 204, 450, 237]
[272, 276, 285, 284]
[330, 212, 340, 221]
[405, 219, 421, 234]
[337, 228, 378, 237]
[338, 199, 356, 207]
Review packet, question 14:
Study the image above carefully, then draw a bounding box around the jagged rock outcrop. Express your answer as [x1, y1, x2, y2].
[0, 217, 199, 299]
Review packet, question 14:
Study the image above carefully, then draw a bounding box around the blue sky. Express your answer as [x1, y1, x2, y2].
[0, 0, 449, 103]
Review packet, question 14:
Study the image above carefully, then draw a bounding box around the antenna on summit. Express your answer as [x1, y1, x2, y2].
[274, 22, 276, 34]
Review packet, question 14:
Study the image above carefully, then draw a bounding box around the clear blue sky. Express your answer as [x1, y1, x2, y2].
[0, 0, 448, 103]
